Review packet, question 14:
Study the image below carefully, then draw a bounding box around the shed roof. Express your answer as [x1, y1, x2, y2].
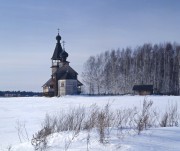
[132, 85, 153, 91]
[77, 80, 83, 86]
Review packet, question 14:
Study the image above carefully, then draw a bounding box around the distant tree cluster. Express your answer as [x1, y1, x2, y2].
[82, 42, 180, 95]
[0, 91, 42, 97]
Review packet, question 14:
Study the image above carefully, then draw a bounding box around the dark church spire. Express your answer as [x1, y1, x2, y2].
[51, 30, 63, 60]
[51, 30, 69, 62]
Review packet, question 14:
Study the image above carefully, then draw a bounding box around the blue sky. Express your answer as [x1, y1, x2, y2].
[0, 0, 180, 91]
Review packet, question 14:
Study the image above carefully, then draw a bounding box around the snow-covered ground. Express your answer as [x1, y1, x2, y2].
[0, 95, 180, 151]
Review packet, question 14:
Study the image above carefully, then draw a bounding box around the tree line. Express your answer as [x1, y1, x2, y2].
[82, 42, 180, 95]
[0, 91, 42, 97]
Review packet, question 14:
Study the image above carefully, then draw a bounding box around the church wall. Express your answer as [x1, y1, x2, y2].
[43, 87, 49, 93]
[58, 80, 77, 96]
[52, 67, 58, 74]
[43, 86, 54, 93]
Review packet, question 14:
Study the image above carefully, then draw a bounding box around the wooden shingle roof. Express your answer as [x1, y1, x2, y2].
[42, 78, 53, 87]
[55, 65, 78, 80]
[133, 85, 153, 91]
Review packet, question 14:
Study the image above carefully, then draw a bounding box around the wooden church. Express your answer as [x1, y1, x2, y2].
[42, 32, 83, 96]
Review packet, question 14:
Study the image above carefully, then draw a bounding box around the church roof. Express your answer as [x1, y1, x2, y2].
[42, 78, 53, 87]
[54, 65, 78, 80]
[59, 72, 75, 79]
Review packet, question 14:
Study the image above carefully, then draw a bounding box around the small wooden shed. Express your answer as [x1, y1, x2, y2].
[132, 85, 153, 95]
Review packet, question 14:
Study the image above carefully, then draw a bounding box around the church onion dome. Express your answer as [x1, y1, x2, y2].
[56, 33, 61, 43]
[61, 50, 68, 58]
[60, 50, 69, 62]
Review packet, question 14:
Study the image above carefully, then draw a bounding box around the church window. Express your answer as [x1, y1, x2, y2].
[61, 82, 64, 87]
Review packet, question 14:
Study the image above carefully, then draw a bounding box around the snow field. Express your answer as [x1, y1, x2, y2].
[0, 95, 180, 151]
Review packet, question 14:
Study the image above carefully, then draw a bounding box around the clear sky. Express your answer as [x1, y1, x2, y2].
[0, 0, 180, 92]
